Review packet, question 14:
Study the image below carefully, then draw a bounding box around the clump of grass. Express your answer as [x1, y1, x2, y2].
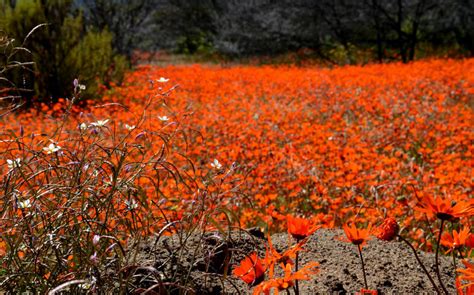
[0, 78, 246, 293]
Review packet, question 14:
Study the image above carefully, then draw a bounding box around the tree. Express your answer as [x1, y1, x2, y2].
[81, 0, 156, 58]
[213, 0, 321, 56]
[0, 0, 126, 103]
[453, 0, 474, 56]
[152, 0, 219, 54]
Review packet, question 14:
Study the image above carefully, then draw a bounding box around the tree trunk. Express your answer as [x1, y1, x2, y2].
[397, 0, 408, 63]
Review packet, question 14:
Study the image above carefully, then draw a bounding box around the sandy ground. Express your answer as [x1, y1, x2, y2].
[131, 228, 456, 294]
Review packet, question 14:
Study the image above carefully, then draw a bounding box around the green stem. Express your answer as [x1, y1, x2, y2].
[435, 220, 449, 295]
[398, 234, 441, 294]
[357, 244, 368, 290]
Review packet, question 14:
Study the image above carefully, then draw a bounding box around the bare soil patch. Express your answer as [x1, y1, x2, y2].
[130, 229, 456, 294]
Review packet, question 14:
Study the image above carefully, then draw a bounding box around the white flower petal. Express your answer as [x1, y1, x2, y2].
[157, 77, 169, 83]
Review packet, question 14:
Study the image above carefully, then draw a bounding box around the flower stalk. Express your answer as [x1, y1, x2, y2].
[397, 234, 442, 295]
[357, 244, 368, 290]
[435, 220, 449, 295]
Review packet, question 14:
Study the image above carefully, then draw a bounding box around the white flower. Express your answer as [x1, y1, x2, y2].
[79, 123, 87, 131]
[125, 199, 138, 210]
[7, 158, 21, 169]
[92, 235, 101, 245]
[90, 119, 110, 128]
[158, 116, 169, 122]
[80, 277, 96, 290]
[79, 84, 86, 91]
[18, 199, 31, 209]
[125, 124, 136, 131]
[80, 282, 92, 290]
[156, 77, 169, 83]
[210, 159, 222, 170]
[43, 143, 61, 154]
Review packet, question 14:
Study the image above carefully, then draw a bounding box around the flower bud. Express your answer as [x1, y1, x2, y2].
[376, 217, 399, 241]
[92, 235, 100, 246]
[90, 252, 98, 265]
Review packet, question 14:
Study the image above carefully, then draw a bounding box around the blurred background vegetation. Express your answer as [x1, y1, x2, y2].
[0, 0, 473, 105]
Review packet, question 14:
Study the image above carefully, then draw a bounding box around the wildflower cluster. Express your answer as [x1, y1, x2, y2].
[233, 215, 319, 294]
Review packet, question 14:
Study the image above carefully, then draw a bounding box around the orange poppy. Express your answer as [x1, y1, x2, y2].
[233, 252, 265, 285]
[287, 215, 320, 241]
[343, 223, 373, 247]
[376, 217, 399, 241]
[415, 195, 474, 221]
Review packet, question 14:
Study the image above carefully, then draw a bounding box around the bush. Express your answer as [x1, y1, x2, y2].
[0, 0, 127, 104]
[176, 31, 214, 55]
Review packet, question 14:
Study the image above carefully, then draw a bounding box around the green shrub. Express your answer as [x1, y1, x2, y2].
[176, 31, 214, 55]
[0, 0, 127, 104]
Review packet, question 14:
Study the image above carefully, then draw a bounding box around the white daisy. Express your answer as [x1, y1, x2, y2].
[210, 159, 222, 170]
[90, 119, 110, 128]
[43, 143, 61, 154]
[18, 199, 31, 209]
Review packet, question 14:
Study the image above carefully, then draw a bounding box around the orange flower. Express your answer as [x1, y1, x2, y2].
[466, 234, 474, 249]
[356, 289, 378, 295]
[376, 217, 399, 241]
[264, 234, 304, 278]
[343, 223, 372, 247]
[457, 277, 474, 295]
[233, 252, 265, 285]
[457, 260, 474, 289]
[287, 215, 319, 241]
[252, 262, 319, 294]
[441, 226, 472, 253]
[415, 195, 474, 221]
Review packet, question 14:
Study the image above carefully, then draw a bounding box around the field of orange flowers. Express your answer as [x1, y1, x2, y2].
[5, 58, 474, 234]
[1, 58, 473, 292]
[133, 61, 469, 228]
